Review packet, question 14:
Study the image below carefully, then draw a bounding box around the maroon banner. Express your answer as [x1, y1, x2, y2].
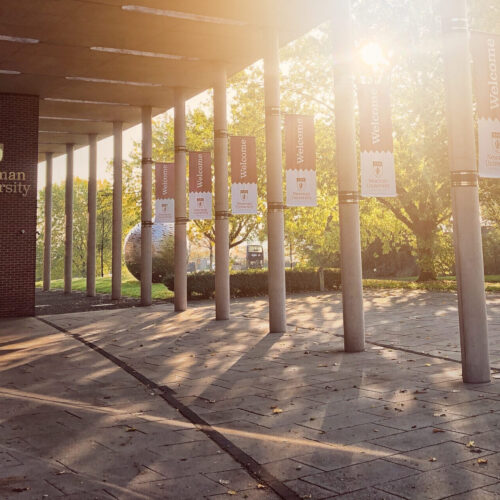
[471, 32, 500, 121]
[189, 151, 212, 220]
[155, 162, 175, 200]
[230, 136, 257, 184]
[285, 114, 316, 172]
[285, 114, 317, 207]
[358, 84, 397, 197]
[155, 162, 175, 223]
[358, 84, 394, 153]
[471, 32, 500, 178]
[189, 152, 212, 193]
[230, 136, 258, 215]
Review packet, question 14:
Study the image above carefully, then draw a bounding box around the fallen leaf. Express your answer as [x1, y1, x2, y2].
[257, 484, 266, 489]
[466, 441, 476, 448]
[432, 428, 445, 433]
[227, 490, 237, 495]
[477, 458, 488, 464]
[425, 363, 432, 367]
[219, 479, 230, 485]
[272, 408, 283, 414]
[126, 427, 137, 432]
[429, 457, 437, 462]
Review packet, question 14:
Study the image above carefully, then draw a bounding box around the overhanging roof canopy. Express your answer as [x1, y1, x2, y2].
[0, 0, 332, 162]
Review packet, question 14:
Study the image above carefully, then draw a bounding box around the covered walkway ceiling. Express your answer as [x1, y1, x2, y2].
[0, 0, 332, 161]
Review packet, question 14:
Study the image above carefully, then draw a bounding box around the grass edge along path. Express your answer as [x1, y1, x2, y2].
[35, 276, 173, 300]
[36, 274, 500, 299]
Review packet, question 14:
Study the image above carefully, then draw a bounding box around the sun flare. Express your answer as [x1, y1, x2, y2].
[360, 41, 389, 67]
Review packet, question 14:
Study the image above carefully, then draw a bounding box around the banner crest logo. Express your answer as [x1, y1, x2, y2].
[492, 131, 500, 154]
[373, 161, 384, 178]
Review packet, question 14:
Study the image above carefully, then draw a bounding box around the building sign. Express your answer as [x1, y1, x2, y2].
[285, 114, 317, 206]
[155, 162, 175, 223]
[471, 32, 500, 178]
[0, 143, 32, 197]
[189, 151, 212, 220]
[230, 136, 257, 214]
[358, 84, 397, 197]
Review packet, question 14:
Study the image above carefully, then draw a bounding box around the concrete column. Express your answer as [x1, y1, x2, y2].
[141, 107, 153, 306]
[64, 143, 74, 294]
[214, 67, 230, 320]
[332, 0, 365, 352]
[43, 152, 53, 291]
[441, 0, 490, 383]
[112, 121, 123, 300]
[174, 89, 188, 312]
[264, 29, 287, 333]
[87, 134, 97, 297]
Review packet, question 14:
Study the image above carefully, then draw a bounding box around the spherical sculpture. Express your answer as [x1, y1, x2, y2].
[124, 222, 175, 283]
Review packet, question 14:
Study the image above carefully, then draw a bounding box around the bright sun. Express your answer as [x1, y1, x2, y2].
[360, 42, 389, 67]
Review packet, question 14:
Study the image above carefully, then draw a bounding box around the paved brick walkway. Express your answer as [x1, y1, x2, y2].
[1, 291, 499, 499]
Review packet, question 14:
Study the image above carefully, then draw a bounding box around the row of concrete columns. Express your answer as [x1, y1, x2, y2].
[41, 30, 289, 333]
[43, 125, 123, 300]
[41, 2, 490, 384]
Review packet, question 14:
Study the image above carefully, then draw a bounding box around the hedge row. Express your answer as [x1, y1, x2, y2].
[163, 268, 341, 300]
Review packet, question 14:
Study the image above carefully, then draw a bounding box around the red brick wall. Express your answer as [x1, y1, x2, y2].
[0, 94, 39, 317]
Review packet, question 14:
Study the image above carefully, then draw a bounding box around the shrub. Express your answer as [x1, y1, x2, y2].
[163, 268, 341, 300]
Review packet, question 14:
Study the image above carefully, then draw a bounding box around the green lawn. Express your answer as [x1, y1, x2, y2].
[35, 274, 173, 300]
[36, 274, 499, 299]
[363, 276, 500, 293]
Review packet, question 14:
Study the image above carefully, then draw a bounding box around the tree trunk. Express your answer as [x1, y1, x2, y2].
[415, 228, 437, 281]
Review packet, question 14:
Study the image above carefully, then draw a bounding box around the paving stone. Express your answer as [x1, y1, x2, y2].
[379, 465, 497, 499]
[129, 473, 228, 499]
[301, 458, 417, 494]
[370, 426, 465, 452]
[483, 481, 500, 495]
[204, 468, 258, 490]
[45, 471, 103, 495]
[293, 443, 395, 472]
[0, 477, 62, 500]
[54, 489, 116, 499]
[209, 487, 281, 499]
[458, 453, 500, 480]
[378, 409, 465, 432]
[438, 413, 500, 435]
[385, 441, 493, 472]
[297, 410, 384, 432]
[0, 451, 22, 468]
[320, 422, 403, 446]
[445, 489, 500, 500]
[158, 439, 222, 459]
[260, 459, 322, 481]
[454, 430, 500, 453]
[335, 487, 405, 499]
[285, 478, 335, 499]
[445, 399, 500, 417]
[147, 453, 241, 479]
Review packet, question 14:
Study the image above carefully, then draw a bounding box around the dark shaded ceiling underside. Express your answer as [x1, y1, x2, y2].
[0, 0, 332, 161]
